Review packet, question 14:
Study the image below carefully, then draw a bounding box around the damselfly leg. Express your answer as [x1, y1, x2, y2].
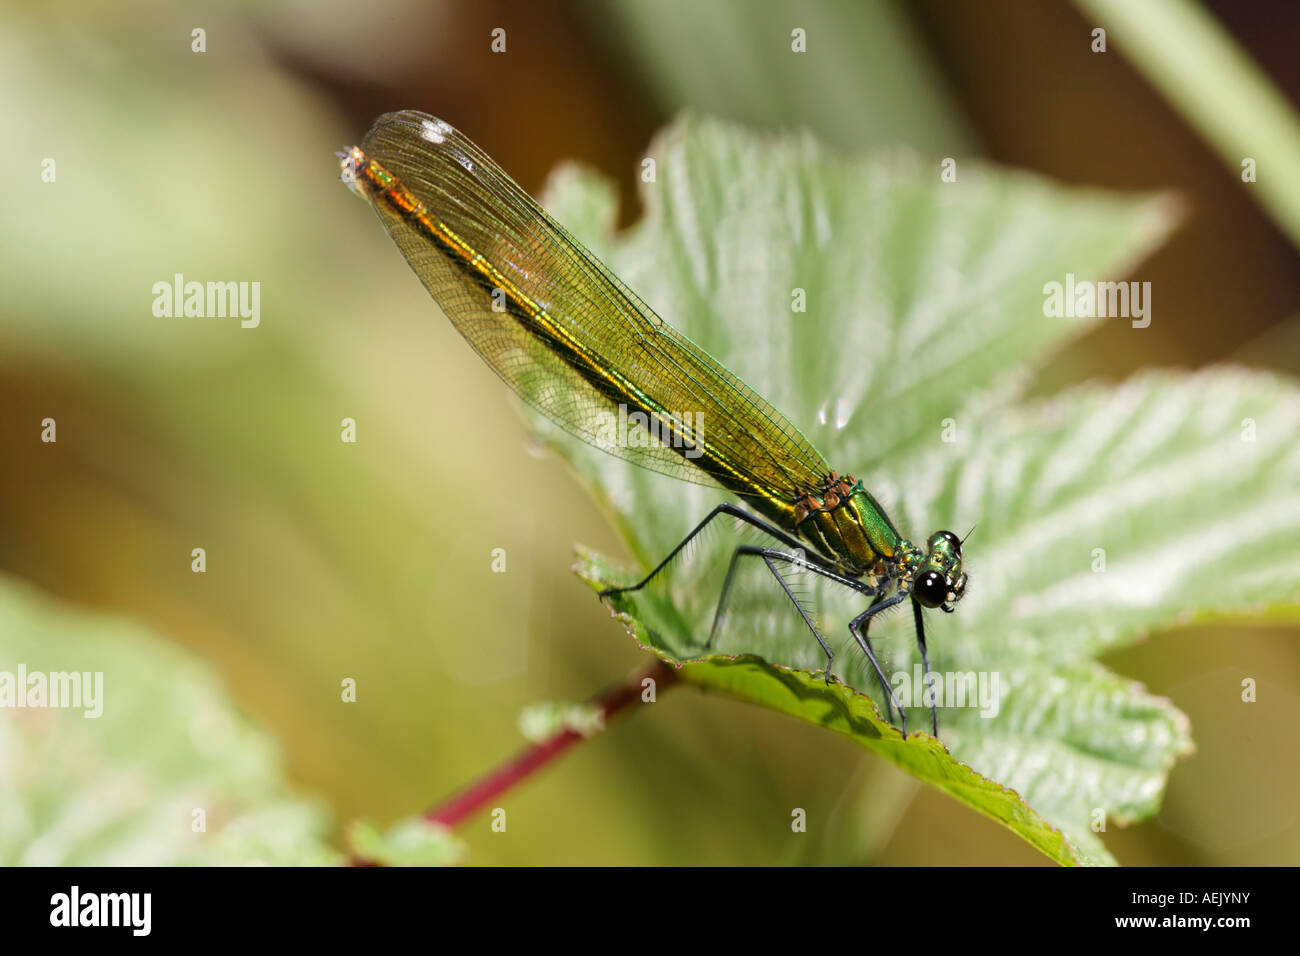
[911, 598, 939, 737]
[711, 545, 911, 733]
[849, 592, 909, 733]
[712, 546, 840, 679]
[600, 503, 928, 734]
[597, 503, 815, 600]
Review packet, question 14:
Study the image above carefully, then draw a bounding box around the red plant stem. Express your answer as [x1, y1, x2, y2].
[425, 659, 678, 829]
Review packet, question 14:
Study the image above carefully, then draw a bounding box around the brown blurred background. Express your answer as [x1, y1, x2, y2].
[2, 0, 1298, 864]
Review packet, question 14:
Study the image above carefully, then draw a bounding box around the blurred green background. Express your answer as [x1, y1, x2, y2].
[3, 0, 1298, 864]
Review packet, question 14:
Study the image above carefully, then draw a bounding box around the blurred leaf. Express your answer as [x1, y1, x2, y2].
[348, 817, 466, 867]
[529, 116, 1295, 865]
[0, 577, 340, 865]
[1076, 0, 1300, 251]
[588, 0, 973, 154]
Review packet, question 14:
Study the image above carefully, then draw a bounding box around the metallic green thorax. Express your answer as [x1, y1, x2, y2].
[770, 476, 900, 574]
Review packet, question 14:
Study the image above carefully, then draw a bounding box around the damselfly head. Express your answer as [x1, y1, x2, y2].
[912, 530, 967, 612]
[338, 146, 370, 198]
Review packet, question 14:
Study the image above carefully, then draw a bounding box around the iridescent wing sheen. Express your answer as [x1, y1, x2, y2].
[350, 110, 829, 501]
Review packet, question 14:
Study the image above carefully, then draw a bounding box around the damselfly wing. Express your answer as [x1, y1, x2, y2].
[341, 111, 968, 735]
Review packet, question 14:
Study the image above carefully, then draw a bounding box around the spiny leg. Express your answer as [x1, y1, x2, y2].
[752, 547, 836, 682]
[708, 545, 872, 683]
[707, 547, 916, 735]
[911, 598, 939, 737]
[849, 592, 909, 734]
[599, 503, 823, 599]
[706, 545, 752, 652]
[708, 542, 849, 649]
[851, 592, 894, 722]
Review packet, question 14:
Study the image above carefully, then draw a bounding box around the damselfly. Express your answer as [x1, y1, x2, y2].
[340, 111, 968, 736]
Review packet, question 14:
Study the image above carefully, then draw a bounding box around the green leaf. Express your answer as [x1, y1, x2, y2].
[347, 817, 466, 867]
[578, 547, 1088, 865]
[0, 577, 341, 865]
[530, 116, 1295, 865]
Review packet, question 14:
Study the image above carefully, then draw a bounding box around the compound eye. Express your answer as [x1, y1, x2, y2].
[938, 530, 962, 556]
[913, 570, 948, 608]
[928, 530, 962, 557]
